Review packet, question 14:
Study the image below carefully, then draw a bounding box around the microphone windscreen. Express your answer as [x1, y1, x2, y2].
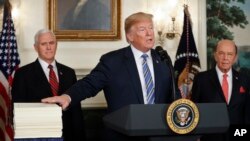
[155, 46, 164, 54]
[155, 46, 171, 62]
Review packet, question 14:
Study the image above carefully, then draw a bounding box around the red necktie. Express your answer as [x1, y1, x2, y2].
[222, 74, 228, 103]
[48, 65, 59, 96]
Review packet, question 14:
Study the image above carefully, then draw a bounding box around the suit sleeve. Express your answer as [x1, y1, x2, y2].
[245, 92, 250, 124]
[11, 69, 27, 102]
[66, 55, 110, 106]
[245, 77, 250, 124]
[191, 74, 201, 103]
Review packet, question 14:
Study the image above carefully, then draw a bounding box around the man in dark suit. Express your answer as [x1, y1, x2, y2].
[191, 39, 250, 141]
[11, 29, 85, 141]
[42, 12, 179, 141]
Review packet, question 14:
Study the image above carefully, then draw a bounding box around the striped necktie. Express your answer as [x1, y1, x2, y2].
[48, 65, 59, 96]
[141, 54, 155, 104]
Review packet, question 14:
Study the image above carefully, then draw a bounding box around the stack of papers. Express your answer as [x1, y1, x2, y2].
[14, 103, 62, 139]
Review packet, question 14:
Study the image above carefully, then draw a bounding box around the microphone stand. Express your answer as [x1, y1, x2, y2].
[160, 54, 177, 101]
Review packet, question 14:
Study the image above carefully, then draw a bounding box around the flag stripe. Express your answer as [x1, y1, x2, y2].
[0, 2, 20, 141]
[0, 80, 10, 110]
[0, 106, 6, 122]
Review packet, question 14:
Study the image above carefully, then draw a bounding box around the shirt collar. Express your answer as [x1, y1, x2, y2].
[130, 45, 151, 60]
[38, 58, 56, 69]
[215, 65, 232, 78]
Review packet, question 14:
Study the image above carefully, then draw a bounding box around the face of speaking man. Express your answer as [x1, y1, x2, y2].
[127, 19, 155, 53]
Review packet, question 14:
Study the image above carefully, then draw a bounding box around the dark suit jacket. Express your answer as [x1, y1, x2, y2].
[12, 59, 85, 141]
[191, 68, 250, 141]
[66, 46, 178, 141]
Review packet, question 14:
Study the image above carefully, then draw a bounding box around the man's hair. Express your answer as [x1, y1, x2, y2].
[34, 29, 56, 46]
[214, 39, 238, 54]
[124, 12, 153, 42]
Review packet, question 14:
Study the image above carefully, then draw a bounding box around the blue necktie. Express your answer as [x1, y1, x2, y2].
[141, 54, 155, 104]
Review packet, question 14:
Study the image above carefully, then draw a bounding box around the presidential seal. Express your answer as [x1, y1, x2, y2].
[166, 98, 199, 134]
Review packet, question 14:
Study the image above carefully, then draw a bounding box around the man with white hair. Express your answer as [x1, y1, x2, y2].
[11, 29, 85, 141]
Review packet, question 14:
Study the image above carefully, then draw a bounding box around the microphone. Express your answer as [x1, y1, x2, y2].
[155, 46, 172, 64]
[155, 46, 177, 101]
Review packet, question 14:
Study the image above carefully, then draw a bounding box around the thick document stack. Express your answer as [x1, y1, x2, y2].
[14, 103, 63, 139]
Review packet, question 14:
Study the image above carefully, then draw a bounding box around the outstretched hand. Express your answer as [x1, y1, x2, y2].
[41, 94, 71, 110]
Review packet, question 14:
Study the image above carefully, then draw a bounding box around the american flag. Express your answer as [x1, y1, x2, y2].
[0, 1, 20, 141]
[174, 5, 200, 99]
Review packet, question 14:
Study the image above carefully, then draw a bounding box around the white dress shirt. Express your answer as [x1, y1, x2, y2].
[216, 65, 232, 104]
[38, 58, 59, 82]
[131, 45, 155, 104]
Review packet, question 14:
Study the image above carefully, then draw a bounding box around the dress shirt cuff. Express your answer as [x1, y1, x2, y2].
[63, 94, 71, 103]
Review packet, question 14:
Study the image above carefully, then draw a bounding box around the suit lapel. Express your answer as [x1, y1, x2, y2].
[34, 60, 53, 96]
[209, 69, 227, 103]
[151, 50, 162, 103]
[229, 70, 240, 105]
[56, 63, 64, 95]
[124, 47, 144, 103]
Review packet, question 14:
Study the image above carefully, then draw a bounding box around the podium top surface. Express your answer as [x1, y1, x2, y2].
[103, 103, 229, 136]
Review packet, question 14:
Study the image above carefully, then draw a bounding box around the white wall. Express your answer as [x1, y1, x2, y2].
[18, 0, 147, 69]
[14, 0, 206, 108]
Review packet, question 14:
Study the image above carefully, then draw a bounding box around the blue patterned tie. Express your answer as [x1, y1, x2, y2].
[141, 54, 155, 104]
